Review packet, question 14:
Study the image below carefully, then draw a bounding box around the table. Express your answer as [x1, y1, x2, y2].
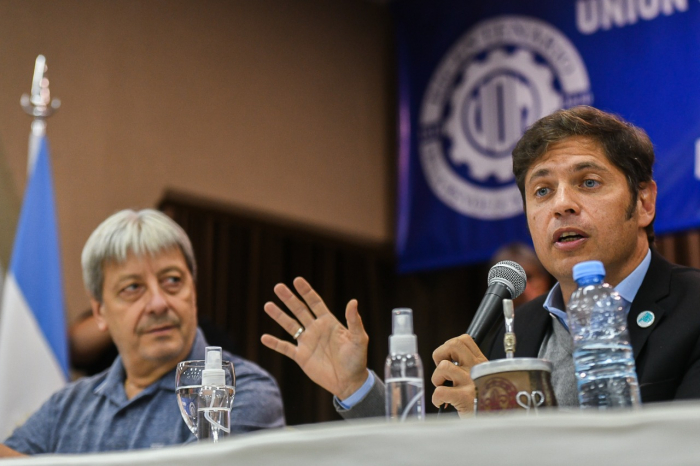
[6, 401, 700, 465]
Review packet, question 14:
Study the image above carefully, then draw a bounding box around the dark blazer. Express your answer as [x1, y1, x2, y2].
[489, 249, 700, 403]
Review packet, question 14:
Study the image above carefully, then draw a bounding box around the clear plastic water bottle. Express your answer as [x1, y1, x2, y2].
[567, 261, 641, 409]
[385, 308, 425, 421]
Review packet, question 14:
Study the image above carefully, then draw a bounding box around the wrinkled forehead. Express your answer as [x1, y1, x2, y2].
[102, 245, 186, 275]
[524, 137, 611, 185]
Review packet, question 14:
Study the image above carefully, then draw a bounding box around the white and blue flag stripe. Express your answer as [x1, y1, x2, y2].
[0, 135, 67, 439]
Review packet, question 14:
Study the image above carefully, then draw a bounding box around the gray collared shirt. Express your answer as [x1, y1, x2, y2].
[3, 328, 284, 454]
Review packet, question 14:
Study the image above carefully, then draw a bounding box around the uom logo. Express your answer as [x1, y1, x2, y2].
[419, 15, 593, 220]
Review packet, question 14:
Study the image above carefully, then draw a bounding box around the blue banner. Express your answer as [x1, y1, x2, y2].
[395, 0, 700, 272]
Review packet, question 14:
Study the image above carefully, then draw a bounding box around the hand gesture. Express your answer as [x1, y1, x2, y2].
[261, 277, 369, 400]
[431, 334, 488, 418]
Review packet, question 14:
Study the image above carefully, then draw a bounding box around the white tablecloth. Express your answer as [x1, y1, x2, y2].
[6, 401, 700, 465]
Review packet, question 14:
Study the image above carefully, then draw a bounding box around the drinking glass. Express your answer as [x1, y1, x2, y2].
[175, 359, 236, 442]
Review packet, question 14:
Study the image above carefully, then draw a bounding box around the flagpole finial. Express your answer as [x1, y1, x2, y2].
[20, 55, 61, 120]
[21, 55, 61, 175]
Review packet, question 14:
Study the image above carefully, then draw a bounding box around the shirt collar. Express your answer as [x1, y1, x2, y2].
[94, 354, 129, 406]
[615, 249, 652, 303]
[94, 328, 209, 403]
[543, 248, 652, 328]
[543, 282, 565, 319]
[155, 328, 209, 391]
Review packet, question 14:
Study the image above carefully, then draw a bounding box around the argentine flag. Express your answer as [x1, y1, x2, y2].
[0, 135, 68, 439]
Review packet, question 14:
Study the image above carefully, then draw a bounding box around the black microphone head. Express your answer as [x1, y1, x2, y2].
[488, 260, 527, 299]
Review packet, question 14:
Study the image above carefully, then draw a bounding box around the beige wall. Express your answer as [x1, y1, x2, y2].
[0, 0, 394, 320]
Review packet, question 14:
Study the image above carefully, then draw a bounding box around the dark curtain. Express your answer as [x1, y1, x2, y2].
[160, 191, 489, 425]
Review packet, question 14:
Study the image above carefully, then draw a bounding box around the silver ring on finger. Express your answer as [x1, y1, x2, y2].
[293, 327, 305, 340]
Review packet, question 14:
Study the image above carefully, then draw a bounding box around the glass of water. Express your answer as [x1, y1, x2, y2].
[175, 359, 236, 442]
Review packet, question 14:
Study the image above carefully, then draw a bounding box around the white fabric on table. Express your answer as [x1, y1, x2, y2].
[6, 401, 700, 465]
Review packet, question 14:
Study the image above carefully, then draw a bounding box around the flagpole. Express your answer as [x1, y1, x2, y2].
[20, 54, 60, 175]
[0, 55, 68, 439]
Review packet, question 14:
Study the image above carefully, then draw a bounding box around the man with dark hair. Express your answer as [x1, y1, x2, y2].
[432, 106, 681, 411]
[262, 106, 700, 418]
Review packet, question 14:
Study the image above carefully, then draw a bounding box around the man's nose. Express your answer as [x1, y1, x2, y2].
[145, 286, 168, 314]
[553, 186, 579, 217]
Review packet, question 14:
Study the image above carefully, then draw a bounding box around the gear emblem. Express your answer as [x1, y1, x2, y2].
[443, 49, 563, 182]
[418, 16, 592, 220]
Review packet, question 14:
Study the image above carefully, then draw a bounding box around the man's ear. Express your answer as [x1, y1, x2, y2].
[637, 180, 657, 228]
[90, 298, 108, 332]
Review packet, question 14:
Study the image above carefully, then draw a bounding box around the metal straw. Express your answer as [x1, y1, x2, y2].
[503, 298, 516, 359]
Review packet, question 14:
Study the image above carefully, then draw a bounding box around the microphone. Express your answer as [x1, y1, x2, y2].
[466, 260, 527, 347]
[439, 260, 527, 416]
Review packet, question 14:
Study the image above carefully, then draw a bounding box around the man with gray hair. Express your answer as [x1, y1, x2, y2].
[1, 209, 284, 457]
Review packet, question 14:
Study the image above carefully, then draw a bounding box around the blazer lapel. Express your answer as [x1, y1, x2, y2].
[627, 249, 672, 359]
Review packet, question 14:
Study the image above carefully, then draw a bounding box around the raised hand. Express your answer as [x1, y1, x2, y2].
[261, 277, 370, 400]
[431, 334, 488, 418]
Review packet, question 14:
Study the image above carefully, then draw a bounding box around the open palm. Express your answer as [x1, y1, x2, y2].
[261, 277, 369, 400]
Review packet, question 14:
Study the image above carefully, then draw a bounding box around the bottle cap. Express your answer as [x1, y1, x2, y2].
[201, 346, 225, 386]
[389, 308, 417, 354]
[572, 260, 606, 283]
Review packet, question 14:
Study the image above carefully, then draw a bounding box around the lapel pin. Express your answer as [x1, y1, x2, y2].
[636, 310, 655, 328]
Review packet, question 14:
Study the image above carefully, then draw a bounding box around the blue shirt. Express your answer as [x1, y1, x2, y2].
[3, 329, 285, 454]
[544, 249, 652, 330]
[336, 370, 375, 410]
